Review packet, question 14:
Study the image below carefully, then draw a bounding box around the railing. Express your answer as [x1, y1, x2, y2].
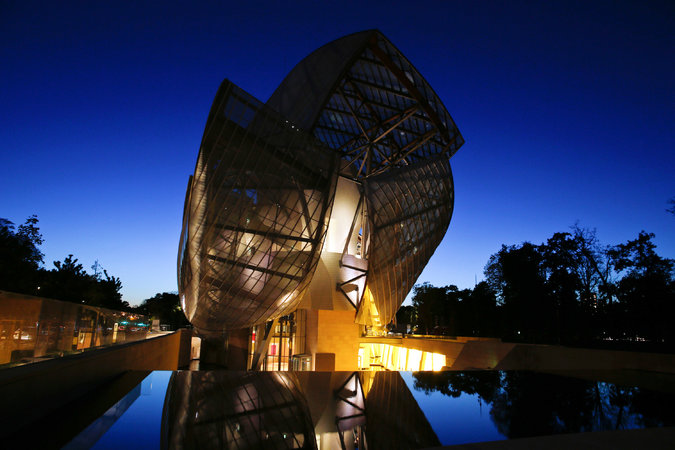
[405, 334, 459, 340]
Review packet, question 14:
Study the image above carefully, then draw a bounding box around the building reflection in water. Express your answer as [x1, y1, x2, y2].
[162, 371, 315, 448]
[163, 371, 440, 449]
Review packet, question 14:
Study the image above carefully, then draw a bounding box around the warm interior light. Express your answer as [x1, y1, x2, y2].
[407, 349, 422, 371]
[358, 343, 445, 371]
[432, 352, 446, 371]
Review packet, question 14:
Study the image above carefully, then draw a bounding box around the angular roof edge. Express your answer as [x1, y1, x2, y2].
[266, 30, 381, 130]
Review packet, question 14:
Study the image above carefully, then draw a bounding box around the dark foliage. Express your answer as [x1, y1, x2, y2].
[408, 281, 500, 337]
[135, 292, 189, 330]
[407, 227, 674, 349]
[0, 216, 128, 310]
[0, 216, 44, 294]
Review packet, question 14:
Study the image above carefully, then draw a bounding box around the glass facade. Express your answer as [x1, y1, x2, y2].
[178, 31, 464, 367]
[178, 82, 338, 333]
[0, 291, 148, 367]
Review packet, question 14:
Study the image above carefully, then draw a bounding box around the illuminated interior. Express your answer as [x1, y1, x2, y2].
[358, 343, 446, 371]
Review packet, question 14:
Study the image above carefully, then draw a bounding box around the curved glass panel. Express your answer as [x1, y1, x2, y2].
[267, 30, 462, 326]
[364, 157, 453, 324]
[178, 81, 337, 332]
[180, 30, 463, 333]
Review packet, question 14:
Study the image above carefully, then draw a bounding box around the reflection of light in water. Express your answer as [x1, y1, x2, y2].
[64, 369, 675, 450]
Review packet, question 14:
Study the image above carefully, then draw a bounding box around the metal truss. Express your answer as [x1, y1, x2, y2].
[179, 30, 463, 335]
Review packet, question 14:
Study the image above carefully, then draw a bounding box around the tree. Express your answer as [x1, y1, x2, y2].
[41, 254, 91, 304]
[136, 292, 189, 330]
[485, 242, 553, 342]
[609, 231, 674, 343]
[0, 215, 128, 310]
[16, 215, 44, 266]
[40, 255, 127, 310]
[97, 270, 127, 310]
[0, 215, 44, 294]
[395, 305, 416, 333]
[569, 225, 616, 308]
[408, 227, 674, 347]
[411, 283, 448, 335]
[459, 281, 498, 337]
[540, 231, 595, 343]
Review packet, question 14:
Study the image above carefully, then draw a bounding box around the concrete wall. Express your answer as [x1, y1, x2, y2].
[446, 339, 675, 373]
[491, 342, 675, 373]
[0, 329, 191, 437]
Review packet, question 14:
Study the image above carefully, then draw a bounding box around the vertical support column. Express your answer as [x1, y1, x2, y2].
[226, 328, 250, 370]
[198, 332, 229, 367]
[197, 328, 249, 369]
[250, 318, 278, 371]
[278, 318, 284, 371]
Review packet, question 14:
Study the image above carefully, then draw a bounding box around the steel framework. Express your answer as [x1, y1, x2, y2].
[178, 30, 463, 333]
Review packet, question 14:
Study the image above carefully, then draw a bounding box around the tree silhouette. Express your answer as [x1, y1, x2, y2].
[0, 215, 128, 310]
[609, 231, 675, 343]
[0, 215, 44, 294]
[411, 283, 449, 334]
[136, 292, 189, 330]
[409, 226, 674, 348]
[39, 255, 127, 309]
[460, 281, 498, 337]
[485, 242, 553, 342]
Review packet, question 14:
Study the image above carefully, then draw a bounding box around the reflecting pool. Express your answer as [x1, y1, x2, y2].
[62, 370, 675, 449]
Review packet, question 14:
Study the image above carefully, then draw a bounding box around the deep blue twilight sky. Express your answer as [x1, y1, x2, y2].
[1, 1, 673, 305]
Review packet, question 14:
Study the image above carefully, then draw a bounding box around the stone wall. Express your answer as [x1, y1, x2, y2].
[305, 309, 360, 370]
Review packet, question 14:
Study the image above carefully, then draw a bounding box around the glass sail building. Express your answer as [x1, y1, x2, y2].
[178, 30, 464, 370]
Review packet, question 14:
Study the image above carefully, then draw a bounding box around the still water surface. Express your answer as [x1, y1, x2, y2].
[67, 370, 675, 449]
